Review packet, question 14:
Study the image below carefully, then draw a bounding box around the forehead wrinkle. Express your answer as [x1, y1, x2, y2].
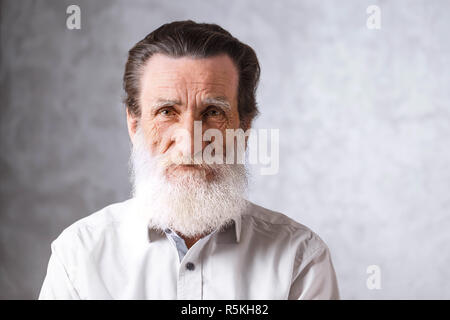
[141, 75, 237, 112]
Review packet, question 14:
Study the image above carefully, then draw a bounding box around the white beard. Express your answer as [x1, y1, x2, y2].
[129, 127, 249, 238]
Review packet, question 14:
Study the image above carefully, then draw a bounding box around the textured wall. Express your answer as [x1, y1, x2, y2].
[1, 0, 449, 299]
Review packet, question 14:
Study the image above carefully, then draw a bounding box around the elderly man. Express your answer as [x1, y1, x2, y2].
[39, 20, 340, 300]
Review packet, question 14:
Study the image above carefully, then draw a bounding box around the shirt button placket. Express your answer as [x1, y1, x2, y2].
[177, 258, 202, 299]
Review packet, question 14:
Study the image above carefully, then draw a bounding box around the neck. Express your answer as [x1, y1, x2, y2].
[180, 232, 209, 249]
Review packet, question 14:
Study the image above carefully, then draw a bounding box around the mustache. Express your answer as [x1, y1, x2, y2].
[156, 154, 219, 171]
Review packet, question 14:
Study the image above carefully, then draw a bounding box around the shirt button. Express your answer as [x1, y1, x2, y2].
[186, 262, 195, 271]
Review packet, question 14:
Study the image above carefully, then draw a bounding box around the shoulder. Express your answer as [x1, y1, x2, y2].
[243, 201, 329, 258]
[51, 198, 134, 252]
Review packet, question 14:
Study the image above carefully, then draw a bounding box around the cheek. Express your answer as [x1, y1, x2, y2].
[203, 118, 240, 154]
[141, 122, 164, 153]
[143, 120, 180, 156]
[204, 119, 228, 131]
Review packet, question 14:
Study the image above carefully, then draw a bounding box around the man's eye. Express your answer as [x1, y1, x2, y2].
[158, 108, 175, 116]
[204, 107, 222, 117]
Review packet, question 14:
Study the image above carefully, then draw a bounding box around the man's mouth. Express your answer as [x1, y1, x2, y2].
[174, 166, 197, 174]
[165, 163, 204, 175]
[164, 163, 217, 182]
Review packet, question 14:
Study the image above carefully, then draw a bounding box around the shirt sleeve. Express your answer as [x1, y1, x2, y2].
[38, 240, 81, 300]
[288, 243, 340, 300]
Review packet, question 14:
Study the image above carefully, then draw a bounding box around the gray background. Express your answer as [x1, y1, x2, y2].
[1, 0, 449, 299]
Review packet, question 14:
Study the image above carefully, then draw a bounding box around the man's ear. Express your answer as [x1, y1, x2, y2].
[126, 107, 138, 144]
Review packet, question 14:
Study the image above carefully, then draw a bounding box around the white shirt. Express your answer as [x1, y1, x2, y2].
[39, 198, 340, 300]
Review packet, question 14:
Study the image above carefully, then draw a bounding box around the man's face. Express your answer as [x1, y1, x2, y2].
[127, 53, 240, 181]
[128, 53, 249, 236]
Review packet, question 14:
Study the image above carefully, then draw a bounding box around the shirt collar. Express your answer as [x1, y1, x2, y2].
[147, 214, 242, 244]
[126, 197, 242, 244]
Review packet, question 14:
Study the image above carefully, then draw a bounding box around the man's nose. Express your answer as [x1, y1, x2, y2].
[172, 115, 201, 159]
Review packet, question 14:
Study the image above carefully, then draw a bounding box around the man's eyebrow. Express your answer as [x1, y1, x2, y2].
[203, 97, 231, 111]
[150, 99, 181, 111]
[149, 97, 231, 112]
